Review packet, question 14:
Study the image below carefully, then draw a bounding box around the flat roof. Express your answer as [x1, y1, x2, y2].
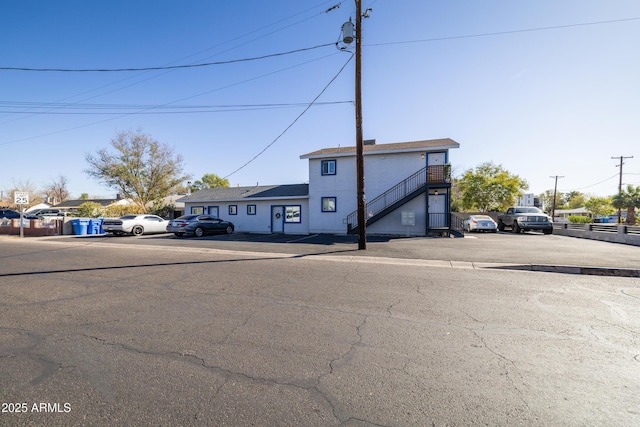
[300, 138, 459, 159]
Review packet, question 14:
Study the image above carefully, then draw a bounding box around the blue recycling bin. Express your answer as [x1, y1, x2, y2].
[71, 219, 89, 235]
[88, 218, 104, 234]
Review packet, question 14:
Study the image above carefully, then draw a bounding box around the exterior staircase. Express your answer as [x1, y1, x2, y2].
[346, 165, 461, 236]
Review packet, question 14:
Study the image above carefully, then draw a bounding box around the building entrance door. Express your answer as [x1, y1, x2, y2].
[428, 194, 446, 227]
[271, 206, 284, 233]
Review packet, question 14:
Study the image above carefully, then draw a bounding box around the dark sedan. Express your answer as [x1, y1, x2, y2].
[166, 214, 234, 237]
[0, 209, 38, 219]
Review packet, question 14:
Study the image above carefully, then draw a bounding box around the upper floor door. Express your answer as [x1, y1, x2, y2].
[427, 152, 446, 166]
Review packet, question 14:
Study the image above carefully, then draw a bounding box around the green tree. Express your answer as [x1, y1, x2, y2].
[85, 130, 190, 213]
[458, 162, 528, 212]
[584, 196, 614, 219]
[191, 173, 230, 192]
[538, 190, 565, 214]
[75, 202, 104, 218]
[611, 184, 640, 225]
[565, 191, 586, 209]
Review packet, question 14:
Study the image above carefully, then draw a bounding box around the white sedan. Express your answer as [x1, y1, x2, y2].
[103, 214, 168, 236]
[463, 215, 498, 233]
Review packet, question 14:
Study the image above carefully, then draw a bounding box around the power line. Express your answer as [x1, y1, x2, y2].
[0, 101, 352, 115]
[0, 1, 338, 126]
[559, 173, 619, 192]
[0, 44, 334, 73]
[0, 52, 343, 146]
[367, 16, 640, 47]
[223, 54, 354, 179]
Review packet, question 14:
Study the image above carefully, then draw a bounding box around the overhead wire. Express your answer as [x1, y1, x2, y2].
[0, 44, 334, 73]
[0, 51, 344, 146]
[0, 101, 352, 115]
[559, 173, 619, 193]
[367, 16, 640, 47]
[0, 0, 341, 126]
[223, 53, 354, 179]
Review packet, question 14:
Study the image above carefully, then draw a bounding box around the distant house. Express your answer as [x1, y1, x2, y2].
[153, 195, 186, 219]
[54, 198, 132, 214]
[553, 207, 591, 222]
[179, 138, 460, 236]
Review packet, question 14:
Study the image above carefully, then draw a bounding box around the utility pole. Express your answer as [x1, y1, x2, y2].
[612, 155, 633, 223]
[354, 0, 366, 250]
[550, 175, 564, 221]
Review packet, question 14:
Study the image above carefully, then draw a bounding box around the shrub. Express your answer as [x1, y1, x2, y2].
[75, 202, 105, 218]
[568, 215, 592, 224]
[104, 204, 144, 218]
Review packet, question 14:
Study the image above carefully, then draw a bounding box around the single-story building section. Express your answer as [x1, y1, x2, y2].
[178, 184, 310, 234]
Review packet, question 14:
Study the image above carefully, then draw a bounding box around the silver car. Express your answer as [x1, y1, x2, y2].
[103, 214, 168, 236]
[463, 215, 498, 233]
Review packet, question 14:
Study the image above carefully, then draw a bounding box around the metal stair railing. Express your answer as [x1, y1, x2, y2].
[346, 167, 427, 232]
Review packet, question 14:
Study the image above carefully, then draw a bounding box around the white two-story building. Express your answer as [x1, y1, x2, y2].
[178, 138, 460, 236]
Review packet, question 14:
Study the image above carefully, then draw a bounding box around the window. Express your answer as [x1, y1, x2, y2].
[191, 206, 204, 215]
[229, 205, 237, 215]
[321, 159, 336, 176]
[247, 205, 256, 215]
[285, 206, 301, 223]
[321, 197, 336, 212]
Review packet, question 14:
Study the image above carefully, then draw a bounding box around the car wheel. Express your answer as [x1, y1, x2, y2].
[132, 225, 144, 236]
[225, 225, 233, 234]
[194, 227, 204, 237]
[497, 221, 505, 232]
[174, 233, 184, 238]
[543, 229, 553, 235]
[513, 222, 521, 233]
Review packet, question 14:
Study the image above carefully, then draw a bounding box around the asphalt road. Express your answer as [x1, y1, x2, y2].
[35, 230, 640, 273]
[1, 236, 639, 426]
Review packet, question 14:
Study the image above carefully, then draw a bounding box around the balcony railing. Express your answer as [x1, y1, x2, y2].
[427, 164, 451, 184]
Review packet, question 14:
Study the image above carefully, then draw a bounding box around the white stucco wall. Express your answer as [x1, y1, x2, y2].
[183, 199, 309, 235]
[307, 151, 434, 234]
[367, 194, 427, 236]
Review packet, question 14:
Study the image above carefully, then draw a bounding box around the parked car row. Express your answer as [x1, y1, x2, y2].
[101, 214, 235, 237]
[462, 207, 553, 235]
[0, 209, 38, 219]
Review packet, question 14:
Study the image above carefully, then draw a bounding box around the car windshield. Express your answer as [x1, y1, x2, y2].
[120, 215, 138, 220]
[515, 207, 542, 214]
[473, 215, 494, 220]
[176, 215, 199, 221]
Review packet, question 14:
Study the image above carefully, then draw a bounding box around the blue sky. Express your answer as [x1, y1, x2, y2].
[2, 0, 639, 200]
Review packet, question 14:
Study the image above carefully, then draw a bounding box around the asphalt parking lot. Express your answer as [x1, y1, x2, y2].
[37, 230, 640, 276]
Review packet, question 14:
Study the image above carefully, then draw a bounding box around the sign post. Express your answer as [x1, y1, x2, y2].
[14, 191, 29, 238]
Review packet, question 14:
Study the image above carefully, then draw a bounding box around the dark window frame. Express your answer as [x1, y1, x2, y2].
[321, 159, 337, 176]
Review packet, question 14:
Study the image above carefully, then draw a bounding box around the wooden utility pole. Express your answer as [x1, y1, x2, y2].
[550, 175, 564, 221]
[612, 155, 633, 223]
[355, 0, 366, 250]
